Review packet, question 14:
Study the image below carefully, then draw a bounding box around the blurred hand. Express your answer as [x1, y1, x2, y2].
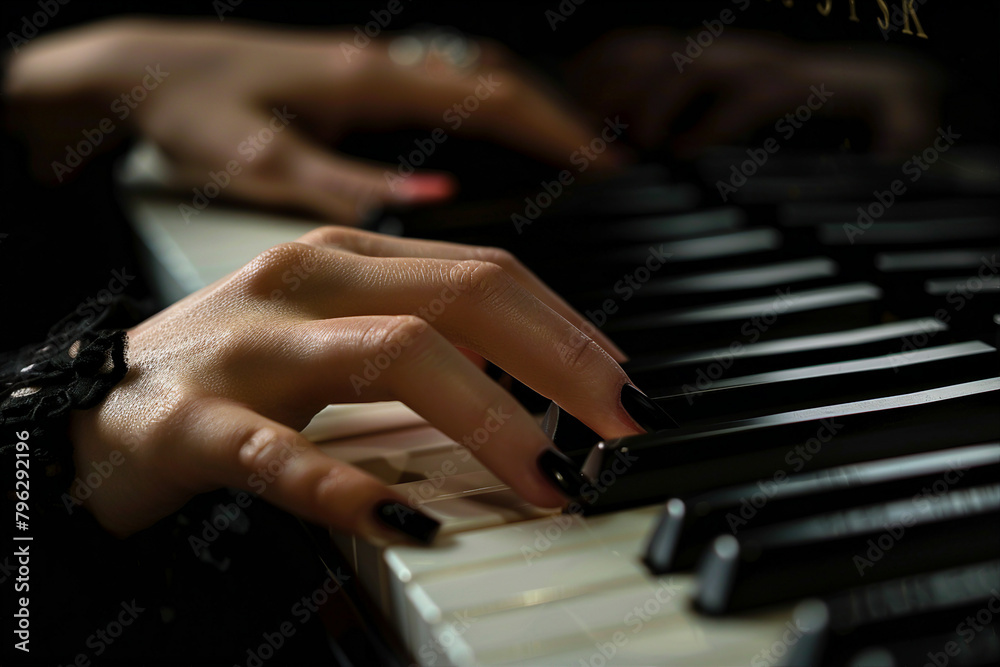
[69, 228, 641, 538]
[4, 18, 621, 223]
[568, 28, 939, 157]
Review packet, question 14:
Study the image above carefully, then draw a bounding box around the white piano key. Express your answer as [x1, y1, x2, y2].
[400, 546, 648, 658]
[317, 424, 482, 484]
[384, 506, 663, 662]
[333, 461, 560, 629]
[432, 578, 795, 666]
[402, 477, 555, 536]
[385, 506, 662, 582]
[303, 401, 426, 442]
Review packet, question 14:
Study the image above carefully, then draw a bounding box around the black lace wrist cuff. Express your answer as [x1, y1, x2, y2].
[2, 329, 128, 419]
[1, 327, 129, 512]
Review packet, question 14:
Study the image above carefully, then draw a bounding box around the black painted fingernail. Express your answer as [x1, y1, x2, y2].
[373, 501, 440, 544]
[537, 448, 588, 499]
[620, 384, 679, 431]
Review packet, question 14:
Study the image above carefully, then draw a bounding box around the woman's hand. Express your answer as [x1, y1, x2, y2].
[568, 28, 939, 157]
[69, 228, 645, 540]
[5, 18, 620, 223]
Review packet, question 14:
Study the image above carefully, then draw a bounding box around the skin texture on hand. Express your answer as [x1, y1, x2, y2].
[68, 228, 640, 539]
[3, 18, 622, 224]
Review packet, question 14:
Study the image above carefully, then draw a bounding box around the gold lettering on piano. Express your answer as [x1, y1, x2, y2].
[900, 0, 928, 38]
[875, 0, 891, 30]
[766, 1, 929, 40]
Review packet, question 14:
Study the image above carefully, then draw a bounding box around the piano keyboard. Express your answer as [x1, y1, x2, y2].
[320, 153, 1000, 666]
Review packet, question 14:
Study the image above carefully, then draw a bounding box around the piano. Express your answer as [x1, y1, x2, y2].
[119, 3, 1000, 665]
[305, 148, 998, 665]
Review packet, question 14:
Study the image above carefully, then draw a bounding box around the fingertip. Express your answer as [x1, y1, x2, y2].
[521, 473, 574, 512]
[312, 467, 443, 544]
[619, 383, 679, 433]
[535, 447, 588, 503]
[371, 500, 442, 545]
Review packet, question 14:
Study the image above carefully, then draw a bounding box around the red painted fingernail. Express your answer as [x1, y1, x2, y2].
[392, 174, 457, 203]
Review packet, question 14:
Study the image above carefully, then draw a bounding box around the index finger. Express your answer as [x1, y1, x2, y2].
[297, 226, 628, 361]
[354, 54, 627, 171]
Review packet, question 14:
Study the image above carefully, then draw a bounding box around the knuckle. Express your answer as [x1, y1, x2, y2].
[558, 335, 603, 374]
[252, 242, 313, 272]
[449, 259, 515, 304]
[313, 465, 360, 509]
[239, 242, 317, 295]
[470, 246, 518, 269]
[299, 225, 361, 249]
[359, 315, 431, 356]
[235, 425, 300, 477]
[312, 467, 349, 512]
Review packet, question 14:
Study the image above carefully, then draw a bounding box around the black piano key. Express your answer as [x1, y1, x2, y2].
[640, 257, 838, 295]
[397, 170, 728, 268]
[607, 228, 782, 267]
[818, 217, 1000, 248]
[876, 248, 1000, 274]
[644, 443, 1000, 573]
[625, 318, 951, 389]
[696, 153, 909, 205]
[573, 163, 673, 190]
[582, 207, 745, 242]
[542, 227, 787, 295]
[605, 282, 884, 353]
[789, 561, 1000, 667]
[809, 219, 1000, 286]
[524, 206, 746, 255]
[816, 216, 1000, 280]
[875, 249, 1000, 322]
[780, 198, 1000, 228]
[654, 341, 997, 424]
[834, 630, 1000, 667]
[876, 249, 999, 302]
[576, 257, 842, 316]
[579, 378, 1000, 513]
[923, 273, 1000, 339]
[694, 484, 1000, 614]
[557, 180, 702, 218]
[925, 275, 1000, 297]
